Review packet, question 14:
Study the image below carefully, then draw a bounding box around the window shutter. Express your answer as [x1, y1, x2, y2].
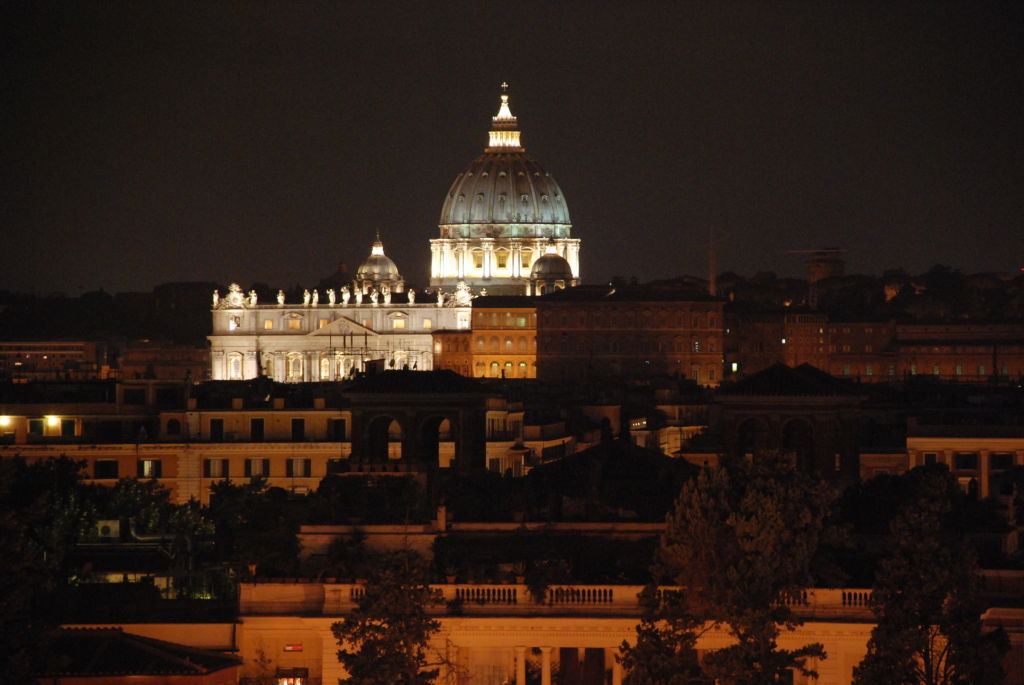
[263, 458, 270, 476]
[221, 459, 229, 478]
[203, 459, 211, 477]
[303, 459, 311, 477]
[244, 459, 252, 477]
[286, 460, 294, 477]
[154, 461, 162, 478]
[137, 460, 143, 477]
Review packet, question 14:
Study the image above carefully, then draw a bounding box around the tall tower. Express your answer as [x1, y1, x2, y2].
[430, 85, 580, 295]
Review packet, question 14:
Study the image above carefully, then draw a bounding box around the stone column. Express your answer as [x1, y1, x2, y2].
[610, 648, 623, 685]
[540, 646, 553, 685]
[980, 449, 990, 498]
[515, 646, 527, 685]
[511, 241, 521, 278]
[482, 239, 494, 279]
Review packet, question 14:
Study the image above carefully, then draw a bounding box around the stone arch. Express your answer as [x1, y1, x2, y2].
[782, 418, 815, 472]
[367, 414, 403, 463]
[417, 414, 456, 467]
[736, 417, 769, 459]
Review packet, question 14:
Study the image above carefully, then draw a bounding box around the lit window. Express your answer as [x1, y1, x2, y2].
[473, 252, 483, 269]
[139, 459, 162, 478]
[319, 319, 328, 329]
[423, 318, 432, 329]
[362, 319, 371, 328]
[865, 364, 873, 376]
[955, 365, 963, 376]
[392, 319, 406, 330]
[288, 320, 301, 330]
[978, 365, 986, 376]
[521, 251, 531, 268]
[932, 365, 940, 375]
[496, 253, 508, 268]
[264, 319, 274, 330]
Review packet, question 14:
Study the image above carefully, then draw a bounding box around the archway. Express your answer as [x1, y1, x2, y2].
[736, 418, 769, 460]
[367, 415, 403, 463]
[782, 418, 815, 472]
[417, 415, 454, 468]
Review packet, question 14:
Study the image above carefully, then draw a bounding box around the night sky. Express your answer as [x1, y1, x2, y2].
[3, 1, 1022, 295]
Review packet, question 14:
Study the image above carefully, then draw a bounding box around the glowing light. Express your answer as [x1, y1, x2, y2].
[46, 415, 60, 427]
[0, 416, 10, 427]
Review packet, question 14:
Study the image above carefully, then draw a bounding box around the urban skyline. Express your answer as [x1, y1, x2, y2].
[4, 1, 1023, 295]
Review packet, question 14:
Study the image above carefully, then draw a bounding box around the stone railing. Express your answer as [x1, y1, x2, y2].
[241, 582, 874, 620]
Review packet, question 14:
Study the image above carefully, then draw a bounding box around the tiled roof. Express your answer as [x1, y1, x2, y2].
[718, 363, 857, 396]
[39, 628, 239, 677]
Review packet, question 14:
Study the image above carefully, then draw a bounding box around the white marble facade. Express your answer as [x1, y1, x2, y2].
[209, 285, 470, 382]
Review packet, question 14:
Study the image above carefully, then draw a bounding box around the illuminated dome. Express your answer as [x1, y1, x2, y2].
[430, 84, 580, 295]
[438, 88, 571, 230]
[531, 251, 573, 280]
[355, 237, 404, 293]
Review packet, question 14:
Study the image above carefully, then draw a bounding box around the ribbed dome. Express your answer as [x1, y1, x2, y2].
[439, 88, 571, 227]
[531, 252, 573, 280]
[356, 239, 401, 281]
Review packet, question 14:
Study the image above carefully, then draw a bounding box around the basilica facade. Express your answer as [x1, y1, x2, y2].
[209, 87, 580, 382]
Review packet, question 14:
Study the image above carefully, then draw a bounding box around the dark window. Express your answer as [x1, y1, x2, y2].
[28, 419, 43, 436]
[326, 459, 347, 474]
[123, 388, 146, 405]
[94, 460, 119, 479]
[155, 387, 180, 408]
[209, 418, 224, 442]
[924, 453, 937, 466]
[137, 459, 162, 478]
[286, 458, 312, 477]
[954, 453, 978, 470]
[166, 418, 182, 436]
[203, 458, 228, 478]
[291, 418, 305, 441]
[329, 418, 346, 441]
[244, 458, 271, 477]
[990, 453, 1014, 470]
[60, 419, 75, 437]
[250, 418, 265, 441]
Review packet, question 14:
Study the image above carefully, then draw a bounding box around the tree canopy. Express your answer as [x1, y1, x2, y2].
[332, 550, 443, 685]
[853, 466, 1008, 685]
[623, 454, 835, 685]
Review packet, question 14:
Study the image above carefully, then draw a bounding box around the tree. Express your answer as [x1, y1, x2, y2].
[620, 588, 707, 685]
[206, 477, 301, 577]
[623, 455, 834, 685]
[333, 550, 443, 685]
[0, 456, 95, 683]
[853, 467, 1008, 685]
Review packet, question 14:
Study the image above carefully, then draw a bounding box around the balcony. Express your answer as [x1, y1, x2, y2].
[240, 582, 875, 621]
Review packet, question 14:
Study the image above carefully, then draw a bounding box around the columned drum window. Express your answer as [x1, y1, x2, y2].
[227, 353, 243, 380]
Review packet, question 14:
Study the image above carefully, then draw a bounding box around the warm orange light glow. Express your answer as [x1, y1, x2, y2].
[46, 415, 60, 427]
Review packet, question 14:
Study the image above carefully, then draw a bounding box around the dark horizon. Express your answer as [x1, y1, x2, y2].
[4, 1, 1022, 295]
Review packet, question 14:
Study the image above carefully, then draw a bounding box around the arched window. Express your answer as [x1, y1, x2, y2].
[490, 361, 500, 377]
[166, 419, 181, 436]
[490, 336, 500, 353]
[505, 337, 514, 352]
[227, 353, 243, 380]
[287, 353, 304, 381]
[320, 357, 330, 380]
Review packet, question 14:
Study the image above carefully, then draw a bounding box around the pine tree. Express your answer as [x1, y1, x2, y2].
[333, 550, 442, 685]
[622, 455, 834, 685]
[853, 467, 1008, 685]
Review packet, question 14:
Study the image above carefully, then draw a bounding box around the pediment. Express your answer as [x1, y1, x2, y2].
[309, 316, 378, 337]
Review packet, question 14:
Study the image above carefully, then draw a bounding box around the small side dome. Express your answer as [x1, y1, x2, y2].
[356, 238, 401, 282]
[531, 252, 573, 280]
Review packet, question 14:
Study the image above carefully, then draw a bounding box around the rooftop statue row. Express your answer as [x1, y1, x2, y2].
[213, 281, 480, 309]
